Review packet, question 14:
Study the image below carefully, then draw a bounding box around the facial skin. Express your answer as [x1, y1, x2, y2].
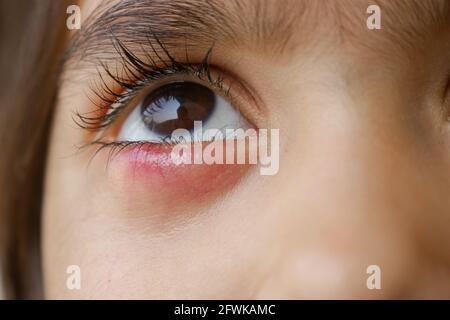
[43, 0, 450, 299]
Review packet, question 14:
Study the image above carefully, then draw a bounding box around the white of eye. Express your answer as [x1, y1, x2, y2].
[117, 88, 251, 143]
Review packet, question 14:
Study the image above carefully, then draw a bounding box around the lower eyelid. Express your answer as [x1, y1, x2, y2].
[94, 141, 253, 211]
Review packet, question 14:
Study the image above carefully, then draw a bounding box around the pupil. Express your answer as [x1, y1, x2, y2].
[141, 82, 215, 135]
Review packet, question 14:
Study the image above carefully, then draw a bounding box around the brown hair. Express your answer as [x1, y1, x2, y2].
[0, 0, 70, 299]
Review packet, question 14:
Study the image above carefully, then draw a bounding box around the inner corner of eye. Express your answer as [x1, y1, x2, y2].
[115, 81, 253, 143]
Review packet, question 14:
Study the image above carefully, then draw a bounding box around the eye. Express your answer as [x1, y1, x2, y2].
[117, 81, 252, 143]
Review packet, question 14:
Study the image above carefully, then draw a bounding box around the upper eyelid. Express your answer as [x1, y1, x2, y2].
[73, 35, 230, 132]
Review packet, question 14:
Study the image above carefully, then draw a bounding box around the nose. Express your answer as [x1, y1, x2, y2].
[254, 91, 432, 299]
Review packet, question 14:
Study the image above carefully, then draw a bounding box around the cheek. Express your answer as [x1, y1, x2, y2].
[96, 142, 252, 226]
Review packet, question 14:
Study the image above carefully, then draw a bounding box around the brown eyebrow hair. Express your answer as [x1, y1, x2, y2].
[66, 0, 307, 64]
[375, 0, 450, 51]
[66, 0, 450, 67]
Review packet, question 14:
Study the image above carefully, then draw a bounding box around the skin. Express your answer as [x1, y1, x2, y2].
[43, 0, 450, 299]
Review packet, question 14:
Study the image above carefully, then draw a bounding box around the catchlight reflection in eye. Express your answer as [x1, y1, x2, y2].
[117, 81, 252, 143]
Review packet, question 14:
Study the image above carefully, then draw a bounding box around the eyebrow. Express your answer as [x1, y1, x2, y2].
[67, 0, 294, 64]
[67, 0, 450, 66]
[377, 0, 450, 49]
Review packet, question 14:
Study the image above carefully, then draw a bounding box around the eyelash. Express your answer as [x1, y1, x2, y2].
[74, 33, 229, 136]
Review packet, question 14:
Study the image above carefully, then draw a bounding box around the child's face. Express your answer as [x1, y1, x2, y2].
[43, 0, 450, 298]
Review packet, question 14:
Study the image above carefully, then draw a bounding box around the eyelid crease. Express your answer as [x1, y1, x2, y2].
[73, 32, 225, 133]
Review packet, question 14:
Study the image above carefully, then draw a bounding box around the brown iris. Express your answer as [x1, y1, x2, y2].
[141, 82, 215, 135]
